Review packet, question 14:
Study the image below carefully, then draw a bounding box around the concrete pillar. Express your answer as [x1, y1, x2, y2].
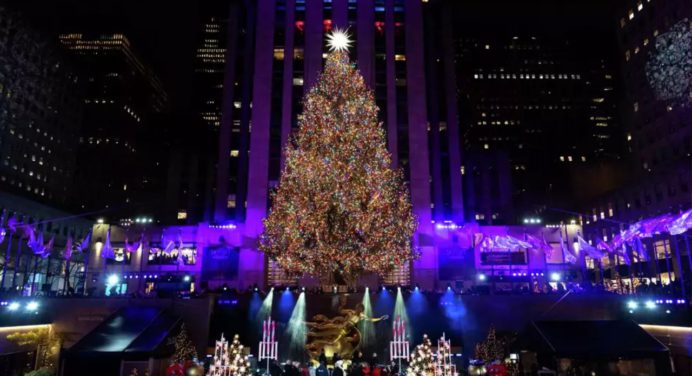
[441, 5, 464, 223]
[357, 0, 375, 88]
[405, 0, 436, 289]
[332, 0, 348, 29]
[244, 0, 277, 288]
[304, 0, 323, 93]
[214, 2, 242, 222]
[279, 0, 296, 170]
[385, 0, 398, 167]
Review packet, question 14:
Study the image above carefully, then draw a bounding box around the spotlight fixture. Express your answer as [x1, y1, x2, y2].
[26, 301, 39, 311]
[183, 275, 191, 282]
[626, 300, 638, 310]
[477, 273, 487, 281]
[106, 274, 119, 286]
[645, 300, 656, 309]
[550, 272, 561, 282]
[7, 302, 20, 311]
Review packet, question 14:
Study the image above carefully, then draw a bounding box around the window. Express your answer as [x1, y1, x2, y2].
[177, 211, 187, 220]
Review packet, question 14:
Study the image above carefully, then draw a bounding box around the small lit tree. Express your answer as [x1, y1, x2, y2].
[474, 325, 504, 364]
[227, 334, 251, 376]
[171, 324, 197, 364]
[407, 334, 434, 376]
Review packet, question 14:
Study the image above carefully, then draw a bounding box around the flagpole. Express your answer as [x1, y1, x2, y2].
[1, 223, 13, 290]
[11, 215, 26, 290]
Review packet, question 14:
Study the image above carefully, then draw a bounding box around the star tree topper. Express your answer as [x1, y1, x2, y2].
[326, 28, 352, 52]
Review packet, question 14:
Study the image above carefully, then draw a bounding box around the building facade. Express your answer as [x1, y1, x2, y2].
[582, 0, 691, 291]
[0, 6, 83, 208]
[58, 33, 170, 219]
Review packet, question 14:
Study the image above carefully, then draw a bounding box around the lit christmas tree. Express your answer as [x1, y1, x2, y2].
[407, 334, 435, 376]
[434, 334, 456, 376]
[474, 325, 504, 364]
[260, 29, 417, 284]
[207, 334, 251, 376]
[171, 324, 197, 364]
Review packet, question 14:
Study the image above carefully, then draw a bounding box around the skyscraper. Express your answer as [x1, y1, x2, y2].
[463, 36, 621, 221]
[0, 5, 83, 207]
[59, 33, 169, 219]
[582, 0, 690, 283]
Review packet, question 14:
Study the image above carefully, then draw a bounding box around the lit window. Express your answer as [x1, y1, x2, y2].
[230, 150, 239, 157]
[177, 211, 188, 220]
[273, 48, 284, 60]
[637, 3, 643, 11]
[567, 156, 573, 162]
[394, 54, 406, 61]
[483, 144, 489, 149]
[628, 10, 634, 20]
[633, 102, 639, 112]
[293, 77, 304, 86]
[560, 156, 565, 162]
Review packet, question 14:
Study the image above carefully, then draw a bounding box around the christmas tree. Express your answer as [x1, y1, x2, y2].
[474, 325, 504, 364]
[207, 334, 251, 376]
[407, 334, 435, 376]
[260, 29, 417, 284]
[434, 334, 456, 376]
[171, 324, 197, 364]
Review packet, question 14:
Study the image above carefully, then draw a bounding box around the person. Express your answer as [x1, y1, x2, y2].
[333, 361, 344, 376]
[308, 362, 316, 376]
[371, 365, 381, 376]
[316, 362, 329, 376]
[319, 349, 328, 366]
[332, 352, 341, 365]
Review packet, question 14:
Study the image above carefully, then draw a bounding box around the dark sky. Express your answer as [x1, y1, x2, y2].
[6, 0, 623, 120]
[7, 0, 201, 122]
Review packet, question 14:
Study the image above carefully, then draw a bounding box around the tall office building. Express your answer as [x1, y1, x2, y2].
[452, 35, 620, 224]
[582, 1, 690, 282]
[58, 33, 169, 219]
[0, 6, 83, 207]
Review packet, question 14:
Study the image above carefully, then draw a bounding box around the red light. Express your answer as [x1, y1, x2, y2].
[323, 19, 332, 32]
[295, 20, 304, 32]
[375, 21, 385, 33]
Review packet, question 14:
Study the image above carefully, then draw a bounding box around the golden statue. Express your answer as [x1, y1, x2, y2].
[305, 296, 388, 361]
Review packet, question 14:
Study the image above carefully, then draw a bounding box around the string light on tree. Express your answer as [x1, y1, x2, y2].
[260, 29, 417, 284]
[207, 334, 251, 376]
[171, 323, 198, 365]
[407, 334, 435, 376]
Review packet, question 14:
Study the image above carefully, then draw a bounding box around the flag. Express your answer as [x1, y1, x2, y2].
[29, 229, 44, 255]
[101, 228, 114, 259]
[78, 231, 91, 252]
[7, 215, 18, 233]
[577, 236, 604, 259]
[40, 236, 54, 258]
[667, 208, 692, 235]
[124, 236, 140, 253]
[559, 229, 576, 263]
[162, 240, 175, 254]
[64, 236, 73, 261]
